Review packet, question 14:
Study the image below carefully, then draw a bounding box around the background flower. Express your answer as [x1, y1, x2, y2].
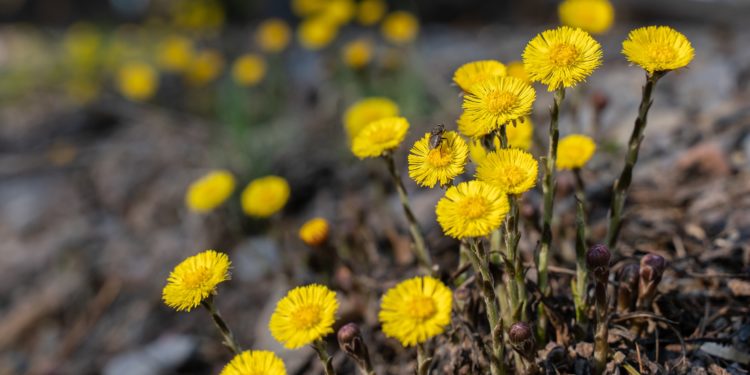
[343, 97, 400, 140]
[241, 176, 290, 218]
[557, 134, 596, 170]
[220, 350, 287, 375]
[453, 60, 507, 92]
[351, 116, 409, 159]
[185, 170, 236, 213]
[162, 250, 231, 312]
[558, 0, 615, 35]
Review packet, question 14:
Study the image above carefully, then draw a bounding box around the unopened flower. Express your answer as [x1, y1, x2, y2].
[269, 284, 339, 349]
[342, 39, 373, 69]
[436, 180, 509, 239]
[469, 118, 534, 164]
[557, 134, 596, 170]
[241, 176, 290, 218]
[586, 244, 611, 281]
[299, 218, 330, 246]
[351, 116, 409, 159]
[381, 11, 419, 45]
[343, 97, 400, 140]
[157, 35, 194, 73]
[459, 77, 536, 138]
[116, 61, 158, 101]
[408, 130, 469, 188]
[186, 49, 224, 86]
[476, 148, 538, 195]
[256, 18, 291, 53]
[185, 170, 236, 213]
[622, 26, 694, 74]
[220, 350, 287, 375]
[231, 53, 267, 87]
[558, 0, 614, 35]
[453, 60, 507, 92]
[523, 26, 602, 91]
[379, 276, 452, 346]
[162, 250, 231, 312]
[356, 0, 386, 26]
[298, 16, 338, 50]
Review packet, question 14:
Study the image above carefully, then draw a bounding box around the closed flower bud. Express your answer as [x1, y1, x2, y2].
[337, 323, 373, 372]
[639, 253, 666, 284]
[508, 322, 535, 360]
[586, 244, 611, 281]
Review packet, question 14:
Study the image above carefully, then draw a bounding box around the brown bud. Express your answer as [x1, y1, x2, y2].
[616, 263, 640, 313]
[586, 244, 611, 281]
[337, 323, 372, 371]
[640, 254, 666, 284]
[508, 322, 535, 360]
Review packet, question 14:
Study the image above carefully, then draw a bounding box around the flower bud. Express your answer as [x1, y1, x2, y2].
[639, 253, 666, 284]
[337, 323, 372, 370]
[616, 263, 640, 312]
[508, 322, 535, 360]
[586, 244, 611, 281]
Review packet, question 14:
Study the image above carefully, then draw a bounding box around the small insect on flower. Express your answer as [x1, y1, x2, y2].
[476, 148, 539, 195]
[299, 217, 330, 246]
[351, 116, 410, 159]
[622, 26, 694, 75]
[453, 60, 507, 93]
[558, 0, 615, 35]
[231, 53, 267, 87]
[408, 129, 469, 188]
[256, 18, 292, 53]
[381, 11, 419, 45]
[379, 276, 453, 347]
[429, 124, 446, 149]
[343, 97, 401, 140]
[269, 284, 339, 349]
[162, 250, 231, 312]
[436, 180, 509, 239]
[557, 134, 596, 170]
[185, 169, 236, 213]
[116, 61, 158, 102]
[220, 350, 287, 375]
[459, 76, 536, 138]
[241, 176, 290, 218]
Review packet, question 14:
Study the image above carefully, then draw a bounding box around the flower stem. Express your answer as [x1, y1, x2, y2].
[592, 276, 609, 375]
[384, 153, 433, 272]
[606, 72, 664, 250]
[573, 169, 589, 327]
[201, 298, 242, 355]
[416, 343, 433, 375]
[313, 339, 337, 375]
[505, 194, 526, 322]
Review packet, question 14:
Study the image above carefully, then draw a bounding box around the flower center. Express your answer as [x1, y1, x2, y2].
[486, 90, 516, 114]
[292, 305, 322, 330]
[182, 267, 211, 289]
[646, 43, 676, 65]
[370, 128, 395, 144]
[549, 43, 579, 67]
[504, 165, 526, 187]
[426, 147, 452, 167]
[406, 296, 436, 320]
[457, 196, 489, 219]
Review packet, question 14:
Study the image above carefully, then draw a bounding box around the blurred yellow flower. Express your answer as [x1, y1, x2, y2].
[157, 35, 194, 73]
[241, 176, 290, 218]
[220, 351, 286, 375]
[172, 0, 225, 33]
[381, 11, 419, 45]
[351, 116, 409, 159]
[232, 53, 267, 87]
[298, 17, 339, 50]
[292, 0, 326, 17]
[408, 130, 469, 188]
[523, 26, 602, 91]
[343, 97, 400, 140]
[557, 134, 596, 170]
[256, 18, 292, 53]
[469, 118, 534, 164]
[342, 39, 373, 69]
[116, 61, 158, 101]
[162, 250, 231, 312]
[436, 180, 509, 239]
[63, 22, 102, 72]
[476, 148, 538, 195]
[299, 218, 330, 246]
[379, 276, 452, 347]
[558, 0, 614, 35]
[506, 60, 529, 83]
[185, 170, 236, 213]
[186, 49, 224, 86]
[622, 26, 694, 74]
[322, 0, 355, 25]
[453, 60, 507, 92]
[269, 284, 338, 349]
[357, 0, 387, 26]
[459, 77, 536, 138]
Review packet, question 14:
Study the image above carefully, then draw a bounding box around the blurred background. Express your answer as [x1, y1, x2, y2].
[1, 0, 750, 374]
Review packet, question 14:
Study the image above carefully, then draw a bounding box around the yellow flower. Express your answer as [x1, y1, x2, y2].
[342, 38, 373, 69]
[557, 134, 596, 170]
[298, 17, 338, 50]
[322, 0, 355, 25]
[408, 130, 469, 188]
[63, 22, 102, 72]
[506, 60, 529, 82]
[476, 148, 538, 195]
[232, 53, 267, 87]
[162, 250, 231, 312]
[292, 0, 326, 16]
[299, 218, 329, 246]
[269, 284, 339, 349]
[357, 0, 387, 26]
[256, 18, 292, 53]
[523, 26, 602, 91]
[157, 35, 194, 73]
[116, 61, 158, 101]
[459, 76, 536, 138]
[469, 118, 534, 164]
[220, 350, 286, 375]
[351, 116, 409, 159]
[558, 0, 614, 35]
[185, 170, 236, 213]
[622, 26, 694, 74]
[379, 276, 452, 347]
[172, 0, 225, 33]
[241, 176, 290, 218]
[436, 180, 509, 239]
[381, 11, 419, 45]
[186, 49, 224, 86]
[453, 60, 507, 92]
[343, 97, 400, 140]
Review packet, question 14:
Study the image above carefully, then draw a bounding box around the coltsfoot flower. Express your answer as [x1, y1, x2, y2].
[241, 176, 290, 218]
[453, 60, 507, 92]
[476, 148, 538, 195]
[299, 217, 330, 246]
[157, 35, 194, 73]
[185, 169, 236, 213]
[523, 26, 602, 91]
[220, 350, 287, 375]
[342, 39, 373, 69]
[231, 53, 266, 87]
[162, 250, 231, 312]
[558, 0, 614, 35]
[408, 130, 469, 188]
[469, 118, 534, 165]
[557, 134, 596, 170]
[322, 0, 356, 25]
[506, 60, 529, 82]
[622, 26, 694, 74]
[256, 18, 292, 53]
[343, 97, 400, 140]
[459, 77, 536, 138]
[116, 61, 158, 101]
[269, 284, 339, 349]
[379, 276, 452, 347]
[186, 49, 224, 86]
[436, 180, 509, 239]
[381, 11, 419, 45]
[351, 116, 409, 159]
[297, 16, 338, 50]
[356, 0, 386, 26]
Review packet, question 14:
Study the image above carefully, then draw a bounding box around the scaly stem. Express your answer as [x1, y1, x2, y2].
[593, 278, 609, 375]
[313, 339, 337, 375]
[505, 194, 526, 322]
[384, 153, 433, 272]
[490, 125, 508, 265]
[573, 169, 589, 327]
[537, 88, 565, 341]
[201, 298, 242, 355]
[606, 72, 664, 250]
[416, 343, 432, 375]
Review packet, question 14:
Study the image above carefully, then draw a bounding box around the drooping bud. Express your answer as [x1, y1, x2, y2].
[586, 244, 611, 281]
[337, 323, 373, 374]
[616, 263, 640, 313]
[637, 254, 667, 310]
[508, 322, 535, 361]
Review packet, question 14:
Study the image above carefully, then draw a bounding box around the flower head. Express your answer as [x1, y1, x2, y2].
[157, 35, 194, 73]
[116, 61, 158, 101]
[220, 350, 287, 375]
[459, 77, 536, 138]
[186, 49, 224, 86]
[506, 60, 529, 82]
[436, 180, 509, 239]
[270, 284, 339, 349]
[162, 250, 231, 312]
[241, 176, 290, 218]
[256, 18, 292, 53]
[558, 0, 614, 35]
[557, 134, 596, 170]
[232, 53, 266, 87]
[322, 0, 355, 25]
[453, 60, 507, 92]
[185, 170, 236, 213]
[297, 16, 338, 50]
[381, 11, 419, 45]
[408, 130, 468, 188]
[343, 97, 400, 140]
[476, 148, 538, 195]
[292, 0, 326, 16]
[299, 218, 330, 246]
[523, 26, 602, 91]
[342, 39, 373, 70]
[351, 116, 409, 159]
[357, 0, 387, 26]
[469, 118, 534, 164]
[379, 276, 452, 347]
[622, 26, 694, 74]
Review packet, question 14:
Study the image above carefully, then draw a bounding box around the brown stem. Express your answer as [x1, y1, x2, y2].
[313, 339, 337, 375]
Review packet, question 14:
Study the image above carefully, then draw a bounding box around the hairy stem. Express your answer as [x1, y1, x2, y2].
[593, 278, 609, 375]
[505, 195, 526, 322]
[573, 169, 589, 327]
[201, 298, 242, 355]
[416, 343, 433, 375]
[313, 339, 337, 375]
